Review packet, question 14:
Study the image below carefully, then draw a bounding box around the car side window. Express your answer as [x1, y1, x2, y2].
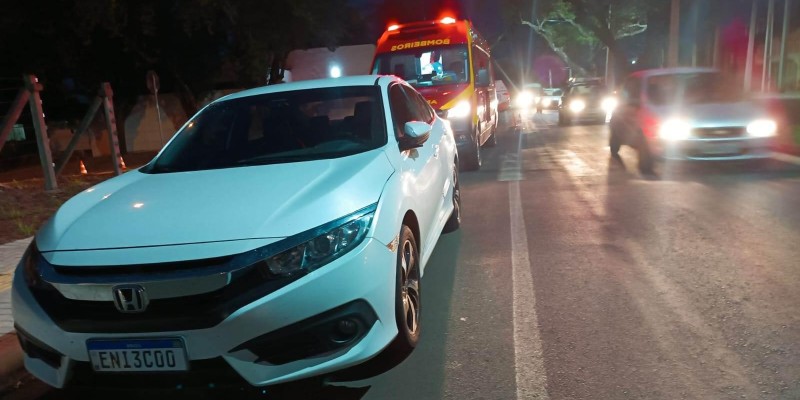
[389, 85, 424, 139]
[405, 87, 435, 124]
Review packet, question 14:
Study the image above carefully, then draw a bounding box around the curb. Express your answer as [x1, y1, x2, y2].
[0, 332, 27, 395]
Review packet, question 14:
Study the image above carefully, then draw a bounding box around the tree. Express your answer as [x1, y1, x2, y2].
[69, 0, 366, 115]
[508, 0, 652, 80]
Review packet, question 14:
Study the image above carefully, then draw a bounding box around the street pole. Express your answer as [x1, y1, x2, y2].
[762, 0, 775, 92]
[668, 0, 680, 67]
[778, 0, 791, 91]
[605, 3, 613, 86]
[744, 0, 757, 92]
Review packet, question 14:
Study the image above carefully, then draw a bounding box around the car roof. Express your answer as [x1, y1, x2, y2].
[630, 67, 719, 79]
[220, 75, 397, 102]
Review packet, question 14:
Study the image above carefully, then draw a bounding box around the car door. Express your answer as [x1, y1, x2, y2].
[406, 87, 452, 232]
[472, 47, 494, 142]
[388, 84, 444, 250]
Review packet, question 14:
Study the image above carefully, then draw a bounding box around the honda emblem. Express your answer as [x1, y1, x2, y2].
[112, 285, 149, 313]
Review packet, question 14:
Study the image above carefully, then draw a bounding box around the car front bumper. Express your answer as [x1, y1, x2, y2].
[11, 237, 399, 389]
[562, 108, 608, 123]
[654, 137, 773, 160]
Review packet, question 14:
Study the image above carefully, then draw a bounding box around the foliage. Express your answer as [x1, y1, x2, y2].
[0, 0, 367, 118]
[507, 0, 654, 78]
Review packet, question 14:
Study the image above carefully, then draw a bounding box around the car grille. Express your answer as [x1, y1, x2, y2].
[31, 259, 304, 333]
[693, 127, 746, 138]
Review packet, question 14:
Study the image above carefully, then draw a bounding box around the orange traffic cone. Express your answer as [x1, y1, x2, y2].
[79, 160, 88, 175]
[119, 156, 127, 170]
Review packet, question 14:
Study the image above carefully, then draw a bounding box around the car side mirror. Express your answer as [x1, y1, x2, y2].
[399, 121, 431, 150]
[476, 69, 490, 87]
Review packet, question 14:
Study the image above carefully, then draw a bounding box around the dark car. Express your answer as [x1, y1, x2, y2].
[558, 81, 616, 126]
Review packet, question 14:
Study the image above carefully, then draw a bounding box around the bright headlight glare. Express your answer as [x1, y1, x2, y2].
[746, 119, 777, 137]
[516, 91, 533, 108]
[265, 210, 374, 277]
[542, 98, 552, 106]
[447, 100, 472, 118]
[658, 118, 692, 140]
[601, 97, 618, 112]
[569, 99, 586, 113]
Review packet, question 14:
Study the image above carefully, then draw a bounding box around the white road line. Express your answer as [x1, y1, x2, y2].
[509, 130, 549, 399]
[771, 151, 800, 165]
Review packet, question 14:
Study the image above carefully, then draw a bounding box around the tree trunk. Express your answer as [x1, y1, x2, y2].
[521, 20, 588, 77]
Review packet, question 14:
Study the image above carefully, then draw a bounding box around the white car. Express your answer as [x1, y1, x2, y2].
[610, 67, 776, 171]
[12, 75, 460, 389]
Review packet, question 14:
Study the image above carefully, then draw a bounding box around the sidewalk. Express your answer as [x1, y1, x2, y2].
[0, 238, 29, 394]
[0, 237, 30, 336]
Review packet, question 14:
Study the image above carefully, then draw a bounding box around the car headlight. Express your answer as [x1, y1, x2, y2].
[542, 98, 552, 107]
[516, 92, 534, 108]
[447, 100, 472, 118]
[21, 241, 43, 288]
[263, 206, 375, 277]
[569, 99, 586, 113]
[601, 97, 618, 113]
[746, 119, 777, 137]
[658, 118, 692, 141]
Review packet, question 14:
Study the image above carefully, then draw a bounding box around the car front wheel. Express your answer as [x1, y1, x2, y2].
[391, 225, 421, 353]
[609, 127, 622, 155]
[460, 128, 482, 171]
[637, 132, 654, 173]
[443, 165, 461, 233]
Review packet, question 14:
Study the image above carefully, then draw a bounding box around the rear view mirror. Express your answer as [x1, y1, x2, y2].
[399, 121, 431, 150]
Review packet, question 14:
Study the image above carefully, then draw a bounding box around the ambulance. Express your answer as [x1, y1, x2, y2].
[371, 17, 498, 171]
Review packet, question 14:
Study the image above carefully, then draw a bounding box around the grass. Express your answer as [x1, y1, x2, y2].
[0, 204, 23, 220]
[14, 219, 37, 236]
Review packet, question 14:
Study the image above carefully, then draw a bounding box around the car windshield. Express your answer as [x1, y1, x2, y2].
[145, 86, 385, 173]
[569, 84, 607, 97]
[646, 72, 745, 106]
[372, 46, 469, 87]
[544, 88, 563, 96]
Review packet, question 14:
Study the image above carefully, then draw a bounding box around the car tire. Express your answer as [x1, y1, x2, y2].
[460, 128, 482, 171]
[637, 133, 654, 173]
[390, 225, 421, 354]
[559, 113, 570, 126]
[442, 165, 461, 233]
[609, 128, 622, 156]
[485, 124, 497, 147]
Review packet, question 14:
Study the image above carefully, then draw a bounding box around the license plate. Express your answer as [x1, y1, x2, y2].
[703, 143, 740, 155]
[87, 338, 188, 372]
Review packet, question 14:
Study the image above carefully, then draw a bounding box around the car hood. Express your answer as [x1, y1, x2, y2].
[651, 101, 768, 127]
[37, 149, 394, 252]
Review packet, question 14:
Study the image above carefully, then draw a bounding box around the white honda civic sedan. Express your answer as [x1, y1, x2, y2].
[12, 75, 460, 389]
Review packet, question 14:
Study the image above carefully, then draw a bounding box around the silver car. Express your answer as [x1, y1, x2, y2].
[610, 67, 776, 172]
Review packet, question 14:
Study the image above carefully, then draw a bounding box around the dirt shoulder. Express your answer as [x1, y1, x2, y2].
[0, 152, 157, 243]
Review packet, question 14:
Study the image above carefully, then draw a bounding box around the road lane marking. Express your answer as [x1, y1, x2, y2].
[499, 130, 525, 181]
[509, 181, 549, 399]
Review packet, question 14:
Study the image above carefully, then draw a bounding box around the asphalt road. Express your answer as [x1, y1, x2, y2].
[9, 112, 800, 400]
